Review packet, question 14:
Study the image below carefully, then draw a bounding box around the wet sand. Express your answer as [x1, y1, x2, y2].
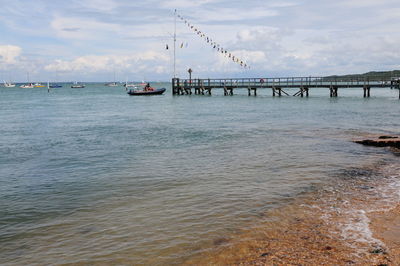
[184, 157, 400, 265]
[185, 200, 390, 265]
[370, 205, 400, 265]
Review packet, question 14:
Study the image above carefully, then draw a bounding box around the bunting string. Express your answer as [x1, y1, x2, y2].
[169, 12, 250, 69]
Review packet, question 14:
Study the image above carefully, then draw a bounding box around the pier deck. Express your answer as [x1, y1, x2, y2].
[172, 77, 400, 98]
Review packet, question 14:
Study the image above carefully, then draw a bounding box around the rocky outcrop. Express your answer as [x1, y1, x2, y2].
[354, 135, 400, 148]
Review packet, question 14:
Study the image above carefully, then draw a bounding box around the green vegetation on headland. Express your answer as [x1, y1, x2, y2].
[324, 70, 400, 80]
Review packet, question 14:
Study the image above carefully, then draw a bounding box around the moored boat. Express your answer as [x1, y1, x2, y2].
[127, 84, 166, 95]
[49, 84, 63, 88]
[106, 71, 118, 87]
[124, 82, 146, 88]
[105, 82, 118, 87]
[34, 83, 45, 88]
[20, 83, 35, 88]
[71, 82, 85, 88]
[47, 81, 62, 89]
[3, 81, 16, 87]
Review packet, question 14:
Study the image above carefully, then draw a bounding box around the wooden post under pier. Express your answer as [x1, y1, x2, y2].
[303, 87, 309, 97]
[363, 86, 370, 98]
[293, 87, 309, 97]
[272, 87, 282, 97]
[330, 86, 338, 97]
[184, 87, 192, 95]
[223, 86, 233, 96]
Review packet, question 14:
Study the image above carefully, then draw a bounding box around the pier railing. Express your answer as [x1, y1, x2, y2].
[173, 76, 398, 89]
[172, 76, 400, 98]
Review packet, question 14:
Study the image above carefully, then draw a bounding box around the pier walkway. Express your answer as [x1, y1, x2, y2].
[172, 77, 400, 98]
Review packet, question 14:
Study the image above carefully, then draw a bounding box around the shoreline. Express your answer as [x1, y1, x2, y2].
[184, 145, 400, 265]
[369, 204, 400, 265]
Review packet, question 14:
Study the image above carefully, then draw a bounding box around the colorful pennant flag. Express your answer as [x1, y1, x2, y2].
[176, 11, 250, 69]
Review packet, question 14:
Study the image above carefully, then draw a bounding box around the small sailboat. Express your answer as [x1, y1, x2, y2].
[3, 80, 16, 87]
[105, 70, 119, 86]
[71, 81, 85, 88]
[20, 72, 34, 88]
[20, 83, 35, 88]
[105, 82, 118, 87]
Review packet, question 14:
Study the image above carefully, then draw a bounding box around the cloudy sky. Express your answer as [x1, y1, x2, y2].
[0, 0, 399, 82]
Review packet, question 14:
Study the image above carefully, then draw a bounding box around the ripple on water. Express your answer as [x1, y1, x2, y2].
[0, 84, 399, 264]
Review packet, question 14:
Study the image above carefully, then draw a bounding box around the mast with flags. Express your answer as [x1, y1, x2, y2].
[173, 9, 177, 78]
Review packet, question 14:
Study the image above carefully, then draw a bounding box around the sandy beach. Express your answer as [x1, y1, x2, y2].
[184, 146, 400, 265]
[370, 205, 400, 265]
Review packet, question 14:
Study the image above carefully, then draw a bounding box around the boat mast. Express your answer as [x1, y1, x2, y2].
[173, 9, 177, 78]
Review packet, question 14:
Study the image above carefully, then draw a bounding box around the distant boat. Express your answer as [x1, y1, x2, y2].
[21, 72, 34, 88]
[124, 83, 136, 88]
[105, 82, 119, 87]
[34, 83, 45, 88]
[106, 70, 118, 86]
[124, 82, 146, 88]
[3, 80, 16, 87]
[47, 81, 62, 89]
[71, 82, 85, 88]
[20, 83, 35, 88]
[49, 84, 63, 88]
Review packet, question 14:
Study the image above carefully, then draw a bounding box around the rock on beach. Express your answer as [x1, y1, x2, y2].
[354, 135, 400, 148]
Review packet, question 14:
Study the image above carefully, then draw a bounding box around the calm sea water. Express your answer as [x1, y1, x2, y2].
[0, 83, 399, 265]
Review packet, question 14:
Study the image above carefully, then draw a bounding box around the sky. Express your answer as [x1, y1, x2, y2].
[0, 0, 400, 82]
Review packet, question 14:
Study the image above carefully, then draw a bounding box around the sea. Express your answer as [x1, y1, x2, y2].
[0, 83, 399, 265]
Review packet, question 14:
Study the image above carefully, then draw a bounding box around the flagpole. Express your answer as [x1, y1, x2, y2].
[173, 9, 177, 78]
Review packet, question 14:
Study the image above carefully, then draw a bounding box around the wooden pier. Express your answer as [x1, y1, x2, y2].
[172, 76, 400, 98]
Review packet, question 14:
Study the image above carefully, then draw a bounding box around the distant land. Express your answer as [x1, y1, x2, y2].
[325, 70, 400, 80]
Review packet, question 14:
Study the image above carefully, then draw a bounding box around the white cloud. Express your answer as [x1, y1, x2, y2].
[74, 0, 118, 13]
[44, 51, 170, 73]
[0, 45, 22, 64]
[51, 16, 120, 40]
[342, 0, 398, 7]
[2, 0, 400, 80]
[161, 0, 220, 9]
[188, 7, 278, 23]
[237, 27, 289, 42]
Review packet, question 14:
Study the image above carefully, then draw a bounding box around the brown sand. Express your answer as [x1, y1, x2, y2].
[184, 161, 399, 265]
[184, 199, 390, 265]
[370, 205, 400, 265]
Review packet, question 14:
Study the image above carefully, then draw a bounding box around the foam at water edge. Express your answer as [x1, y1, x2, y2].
[340, 209, 384, 249]
[355, 165, 398, 248]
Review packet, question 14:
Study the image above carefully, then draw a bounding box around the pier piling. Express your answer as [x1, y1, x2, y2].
[363, 86, 370, 98]
[330, 86, 338, 97]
